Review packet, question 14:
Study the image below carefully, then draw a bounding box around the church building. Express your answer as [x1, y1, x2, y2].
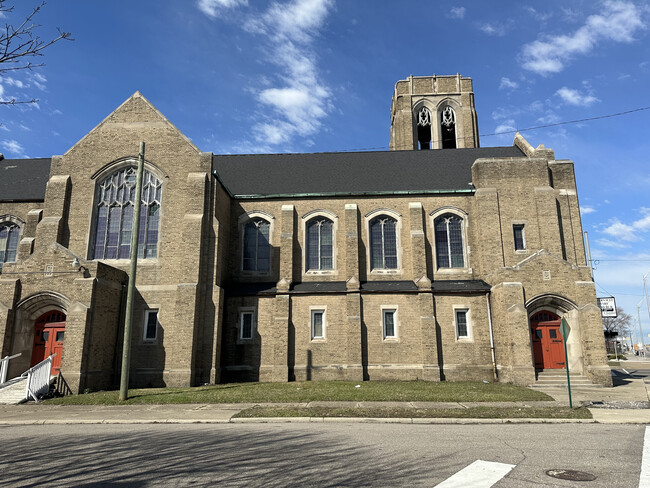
[0, 74, 611, 393]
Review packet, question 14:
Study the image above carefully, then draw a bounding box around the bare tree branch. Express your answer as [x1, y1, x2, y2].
[0, 0, 72, 104]
[603, 308, 633, 336]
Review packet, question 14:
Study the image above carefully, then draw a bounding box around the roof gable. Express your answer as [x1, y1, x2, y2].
[64, 91, 200, 157]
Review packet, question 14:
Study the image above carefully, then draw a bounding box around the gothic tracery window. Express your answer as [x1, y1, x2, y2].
[417, 107, 432, 150]
[243, 218, 271, 272]
[306, 217, 333, 271]
[0, 222, 20, 271]
[440, 106, 457, 149]
[93, 166, 162, 260]
[370, 216, 398, 270]
[434, 214, 465, 268]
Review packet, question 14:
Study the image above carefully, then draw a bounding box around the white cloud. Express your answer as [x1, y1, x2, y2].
[602, 218, 636, 240]
[525, 7, 552, 22]
[601, 208, 650, 242]
[556, 86, 599, 106]
[197, 0, 334, 149]
[245, 0, 334, 43]
[595, 238, 629, 249]
[2, 77, 24, 88]
[1, 139, 27, 157]
[448, 7, 466, 19]
[246, 0, 334, 146]
[581, 205, 596, 215]
[479, 23, 506, 36]
[634, 207, 650, 231]
[196, 0, 247, 18]
[499, 77, 518, 90]
[521, 1, 647, 75]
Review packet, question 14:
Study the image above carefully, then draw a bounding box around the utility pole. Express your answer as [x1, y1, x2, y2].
[584, 232, 594, 279]
[637, 298, 646, 357]
[119, 142, 145, 401]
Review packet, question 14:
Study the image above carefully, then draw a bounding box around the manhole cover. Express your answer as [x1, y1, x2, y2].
[546, 469, 597, 481]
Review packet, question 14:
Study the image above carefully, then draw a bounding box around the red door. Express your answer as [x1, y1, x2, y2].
[530, 311, 565, 369]
[31, 310, 66, 375]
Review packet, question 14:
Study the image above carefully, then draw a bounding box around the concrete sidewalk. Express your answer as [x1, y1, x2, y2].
[0, 364, 648, 425]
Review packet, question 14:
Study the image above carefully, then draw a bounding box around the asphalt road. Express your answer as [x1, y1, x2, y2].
[0, 423, 645, 487]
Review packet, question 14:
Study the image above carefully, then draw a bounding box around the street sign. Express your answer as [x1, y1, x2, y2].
[597, 297, 617, 318]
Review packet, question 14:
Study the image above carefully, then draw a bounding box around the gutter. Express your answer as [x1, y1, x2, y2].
[230, 188, 475, 200]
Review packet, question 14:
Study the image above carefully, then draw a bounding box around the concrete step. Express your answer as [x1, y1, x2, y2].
[531, 369, 602, 388]
[0, 376, 27, 404]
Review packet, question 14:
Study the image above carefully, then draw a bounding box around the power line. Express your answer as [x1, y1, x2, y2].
[328, 104, 650, 153]
[481, 105, 650, 137]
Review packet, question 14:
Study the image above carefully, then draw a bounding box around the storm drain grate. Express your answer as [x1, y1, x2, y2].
[546, 469, 597, 481]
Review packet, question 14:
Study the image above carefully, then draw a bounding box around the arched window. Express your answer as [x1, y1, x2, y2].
[243, 218, 270, 272]
[370, 216, 398, 270]
[93, 166, 162, 260]
[440, 106, 457, 149]
[416, 107, 432, 150]
[434, 214, 464, 268]
[0, 222, 20, 270]
[306, 217, 333, 271]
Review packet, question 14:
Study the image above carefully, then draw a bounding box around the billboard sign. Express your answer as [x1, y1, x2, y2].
[597, 297, 617, 318]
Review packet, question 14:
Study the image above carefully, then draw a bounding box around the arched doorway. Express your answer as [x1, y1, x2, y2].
[30, 310, 66, 375]
[530, 310, 565, 369]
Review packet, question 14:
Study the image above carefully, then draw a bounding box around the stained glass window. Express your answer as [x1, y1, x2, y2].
[243, 218, 270, 272]
[306, 218, 333, 271]
[370, 216, 398, 270]
[434, 214, 465, 268]
[0, 222, 20, 271]
[93, 166, 162, 260]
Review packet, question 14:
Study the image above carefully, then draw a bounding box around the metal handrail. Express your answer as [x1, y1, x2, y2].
[24, 354, 55, 402]
[0, 353, 21, 384]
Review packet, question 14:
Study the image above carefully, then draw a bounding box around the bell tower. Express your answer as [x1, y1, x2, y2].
[389, 74, 480, 151]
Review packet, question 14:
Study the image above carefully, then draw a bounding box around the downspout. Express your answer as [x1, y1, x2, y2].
[486, 292, 498, 381]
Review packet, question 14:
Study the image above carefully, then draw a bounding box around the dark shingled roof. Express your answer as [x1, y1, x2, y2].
[0, 158, 51, 202]
[227, 280, 491, 296]
[212, 146, 525, 198]
[432, 280, 491, 293]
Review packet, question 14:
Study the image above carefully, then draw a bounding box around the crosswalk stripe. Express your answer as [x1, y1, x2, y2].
[640, 426, 650, 488]
[434, 460, 516, 488]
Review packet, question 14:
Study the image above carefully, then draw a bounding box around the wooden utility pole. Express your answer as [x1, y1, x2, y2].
[119, 142, 145, 401]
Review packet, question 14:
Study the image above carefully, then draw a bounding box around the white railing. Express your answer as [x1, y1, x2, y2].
[0, 353, 21, 384]
[24, 355, 54, 402]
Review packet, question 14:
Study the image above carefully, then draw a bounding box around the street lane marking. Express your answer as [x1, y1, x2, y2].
[640, 426, 650, 488]
[434, 460, 515, 488]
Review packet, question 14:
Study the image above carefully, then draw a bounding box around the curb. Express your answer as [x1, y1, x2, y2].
[0, 417, 602, 426]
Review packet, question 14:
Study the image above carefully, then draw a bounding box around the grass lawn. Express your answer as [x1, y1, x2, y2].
[234, 405, 591, 420]
[46, 380, 553, 405]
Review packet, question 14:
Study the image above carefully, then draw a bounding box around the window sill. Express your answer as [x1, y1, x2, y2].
[382, 337, 400, 343]
[305, 270, 337, 276]
[435, 267, 472, 275]
[310, 338, 327, 343]
[370, 269, 402, 275]
[93, 258, 159, 265]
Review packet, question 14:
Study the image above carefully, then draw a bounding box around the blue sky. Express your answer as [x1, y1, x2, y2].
[2, 0, 650, 339]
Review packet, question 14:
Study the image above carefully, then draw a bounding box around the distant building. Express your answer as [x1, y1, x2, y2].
[0, 74, 611, 393]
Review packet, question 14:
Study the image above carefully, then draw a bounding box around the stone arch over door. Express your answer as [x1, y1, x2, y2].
[7, 291, 71, 378]
[525, 294, 584, 374]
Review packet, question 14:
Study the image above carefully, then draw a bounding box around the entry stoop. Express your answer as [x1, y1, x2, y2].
[530, 369, 603, 388]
